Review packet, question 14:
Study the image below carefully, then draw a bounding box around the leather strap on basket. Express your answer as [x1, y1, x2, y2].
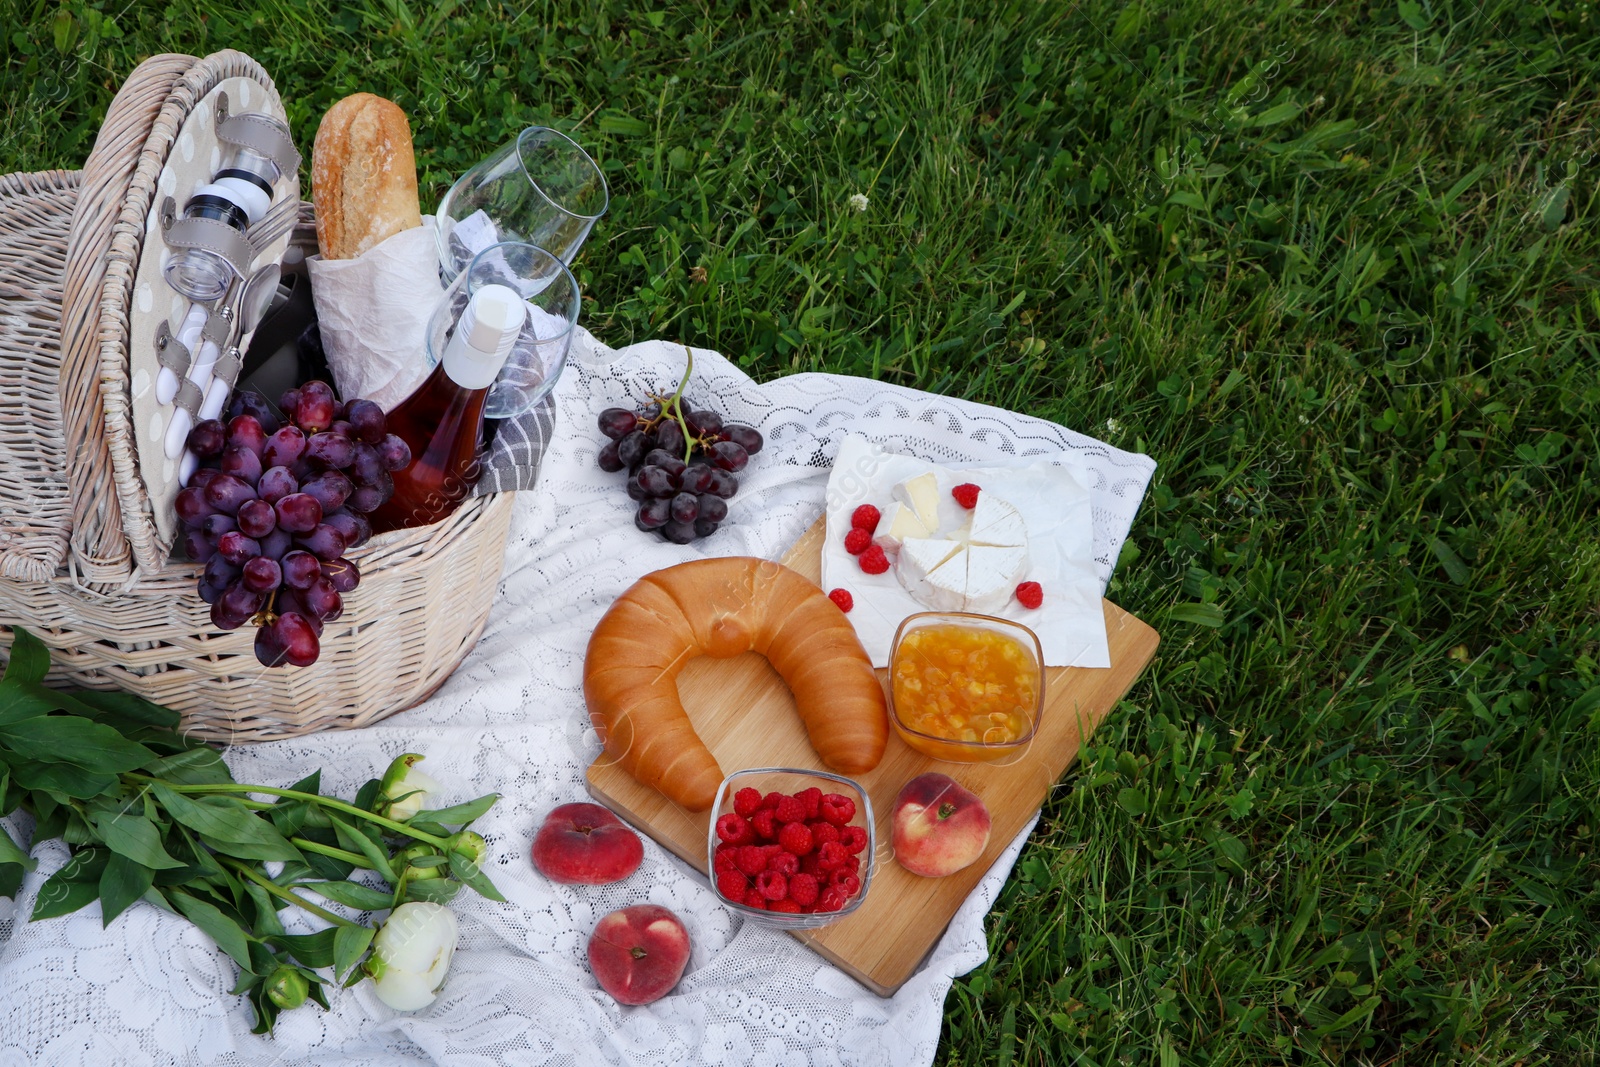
[161, 204, 257, 280]
[216, 111, 301, 175]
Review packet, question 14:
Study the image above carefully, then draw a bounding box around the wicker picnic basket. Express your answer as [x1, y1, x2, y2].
[0, 51, 514, 741]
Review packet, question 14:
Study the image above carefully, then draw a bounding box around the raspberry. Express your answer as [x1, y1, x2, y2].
[819, 793, 856, 826]
[716, 813, 754, 845]
[713, 850, 739, 876]
[775, 794, 807, 824]
[816, 841, 847, 871]
[778, 821, 814, 856]
[769, 851, 799, 877]
[751, 809, 778, 840]
[815, 886, 847, 912]
[798, 852, 822, 875]
[716, 869, 747, 900]
[951, 483, 981, 509]
[828, 588, 854, 613]
[830, 871, 861, 896]
[809, 821, 840, 848]
[735, 845, 769, 876]
[743, 888, 769, 909]
[756, 870, 788, 901]
[763, 843, 785, 860]
[843, 528, 872, 555]
[1015, 581, 1043, 609]
[858, 545, 890, 575]
[733, 786, 763, 817]
[799, 787, 822, 820]
[787, 872, 820, 907]
[838, 825, 868, 854]
[838, 854, 860, 877]
[768, 898, 803, 914]
[761, 791, 783, 810]
[850, 504, 881, 532]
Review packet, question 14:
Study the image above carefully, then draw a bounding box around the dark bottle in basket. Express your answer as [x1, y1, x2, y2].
[369, 284, 525, 532]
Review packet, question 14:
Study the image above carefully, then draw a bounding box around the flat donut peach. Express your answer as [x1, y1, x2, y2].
[583, 557, 888, 811]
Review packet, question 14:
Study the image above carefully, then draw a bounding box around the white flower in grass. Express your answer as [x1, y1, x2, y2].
[368, 902, 460, 1011]
[1104, 417, 1122, 437]
[848, 193, 870, 213]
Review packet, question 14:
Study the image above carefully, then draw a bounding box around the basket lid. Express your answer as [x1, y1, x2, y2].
[59, 50, 299, 582]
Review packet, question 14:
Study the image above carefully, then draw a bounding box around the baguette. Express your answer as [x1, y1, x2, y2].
[583, 558, 889, 811]
[312, 93, 422, 259]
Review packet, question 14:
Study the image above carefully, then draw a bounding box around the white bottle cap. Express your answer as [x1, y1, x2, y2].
[442, 284, 527, 390]
[210, 175, 272, 223]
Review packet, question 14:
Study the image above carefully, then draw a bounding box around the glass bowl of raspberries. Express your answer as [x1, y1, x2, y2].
[706, 767, 875, 929]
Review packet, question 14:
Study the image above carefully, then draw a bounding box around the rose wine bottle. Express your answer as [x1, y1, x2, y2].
[370, 284, 525, 532]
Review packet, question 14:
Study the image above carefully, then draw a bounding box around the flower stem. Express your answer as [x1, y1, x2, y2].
[291, 838, 372, 868]
[223, 858, 362, 928]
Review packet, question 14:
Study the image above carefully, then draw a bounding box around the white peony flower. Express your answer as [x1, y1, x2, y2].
[380, 754, 440, 821]
[368, 902, 459, 1011]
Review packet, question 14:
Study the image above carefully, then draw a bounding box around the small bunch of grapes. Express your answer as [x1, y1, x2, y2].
[175, 381, 413, 668]
[595, 394, 763, 544]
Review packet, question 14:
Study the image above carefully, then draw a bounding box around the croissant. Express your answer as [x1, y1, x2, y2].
[584, 557, 889, 811]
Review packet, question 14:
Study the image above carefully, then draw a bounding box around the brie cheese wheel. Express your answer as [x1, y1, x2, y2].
[892, 472, 941, 533]
[966, 491, 1027, 548]
[872, 501, 930, 554]
[892, 485, 1032, 612]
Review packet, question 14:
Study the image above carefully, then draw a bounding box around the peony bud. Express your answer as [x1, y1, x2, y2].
[397, 843, 448, 882]
[265, 965, 309, 1010]
[446, 830, 487, 868]
[367, 902, 459, 1011]
[379, 753, 440, 821]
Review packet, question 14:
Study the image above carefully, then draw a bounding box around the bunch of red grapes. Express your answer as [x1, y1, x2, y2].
[176, 381, 412, 668]
[595, 400, 763, 544]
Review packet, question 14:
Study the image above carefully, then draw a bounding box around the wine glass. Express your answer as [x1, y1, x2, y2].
[426, 241, 580, 418]
[435, 127, 609, 278]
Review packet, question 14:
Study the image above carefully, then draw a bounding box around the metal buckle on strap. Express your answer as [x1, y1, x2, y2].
[216, 113, 302, 175]
[162, 216, 256, 280]
[211, 346, 243, 387]
[153, 320, 192, 376]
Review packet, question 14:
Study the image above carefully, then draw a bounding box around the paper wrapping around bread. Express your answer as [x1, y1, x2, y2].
[312, 93, 423, 260]
[584, 558, 889, 811]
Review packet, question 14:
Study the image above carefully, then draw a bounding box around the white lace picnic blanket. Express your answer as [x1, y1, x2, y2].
[0, 330, 1154, 1066]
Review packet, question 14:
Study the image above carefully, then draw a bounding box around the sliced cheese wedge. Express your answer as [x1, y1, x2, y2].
[872, 501, 930, 554]
[967, 491, 1027, 548]
[893, 472, 941, 533]
[896, 537, 966, 611]
[962, 544, 1029, 613]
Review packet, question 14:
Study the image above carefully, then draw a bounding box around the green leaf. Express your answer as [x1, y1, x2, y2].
[403, 878, 461, 904]
[3, 628, 50, 685]
[169, 890, 253, 969]
[1167, 603, 1226, 628]
[1397, 0, 1429, 30]
[140, 747, 232, 785]
[300, 879, 395, 911]
[413, 793, 499, 826]
[0, 683, 56, 728]
[9, 759, 116, 799]
[1425, 536, 1470, 585]
[1117, 787, 1149, 816]
[0, 823, 34, 871]
[91, 810, 187, 870]
[0, 862, 23, 899]
[67, 689, 181, 730]
[152, 785, 303, 863]
[31, 868, 101, 920]
[1541, 185, 1570, 232]
[0, 715, 155, 773]
[1249, 102, 1302, 128]
[99, 852, 155, 925]
[330, 818, 396, 882]
[449, 850, 506, 902]
[269, 928, 337, 969]
[55, 846, 109, 883]
[333, 923, 375, 980]
[244, 883, 285, 937]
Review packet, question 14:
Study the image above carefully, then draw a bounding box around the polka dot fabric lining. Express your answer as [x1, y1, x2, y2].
[0, 329, 1153, 1065]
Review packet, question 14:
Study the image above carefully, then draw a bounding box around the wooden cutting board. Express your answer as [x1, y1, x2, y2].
[586, 517, 1159, 995]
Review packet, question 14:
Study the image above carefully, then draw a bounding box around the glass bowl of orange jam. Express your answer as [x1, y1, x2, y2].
[888, 612, 1045, 762]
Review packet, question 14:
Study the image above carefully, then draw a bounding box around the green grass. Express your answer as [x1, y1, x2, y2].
[5, 0, 1600, 1062]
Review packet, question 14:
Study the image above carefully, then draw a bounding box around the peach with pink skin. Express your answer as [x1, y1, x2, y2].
[531, 802, 644, 885]
[587, 904, 691, 1005]
[891, 772, 992, 877]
